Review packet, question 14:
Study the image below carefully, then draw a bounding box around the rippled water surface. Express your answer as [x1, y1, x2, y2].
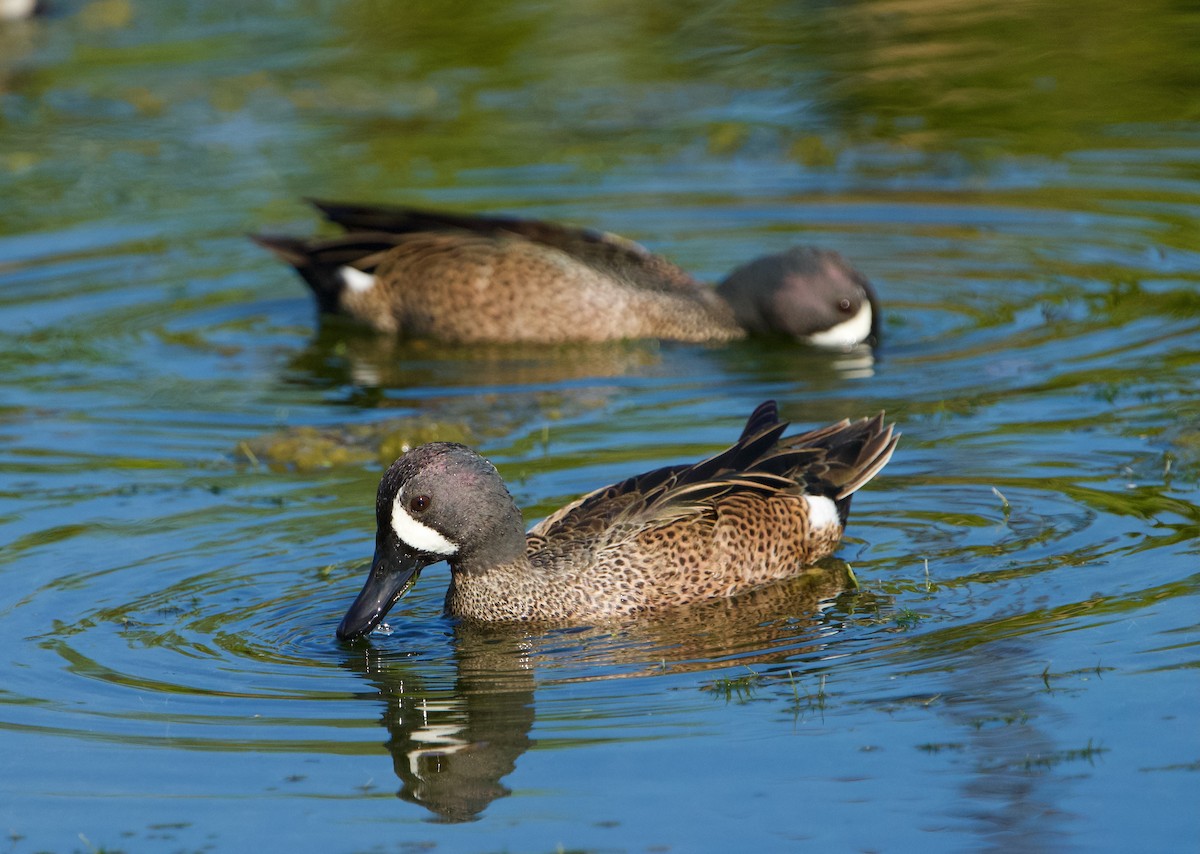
[2, 1, 1198, 852]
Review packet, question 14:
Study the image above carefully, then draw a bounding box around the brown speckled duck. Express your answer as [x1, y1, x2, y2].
[255, 200, 879, 348]
[336, 401, 898, 638]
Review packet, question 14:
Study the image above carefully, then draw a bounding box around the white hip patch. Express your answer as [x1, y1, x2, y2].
[0, 0, 37, 20]
[339, 266, 378, 294]
[392, 497, 458, 556]
[804, 495, 841, 532]
[807, 303, 873, 349]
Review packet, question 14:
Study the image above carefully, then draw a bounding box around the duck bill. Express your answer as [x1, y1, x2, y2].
[336, 543, 426, 641]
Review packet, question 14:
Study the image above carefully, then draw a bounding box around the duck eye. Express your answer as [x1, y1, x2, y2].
[408, 494, 431, 513]
[838, 298, 853, 313]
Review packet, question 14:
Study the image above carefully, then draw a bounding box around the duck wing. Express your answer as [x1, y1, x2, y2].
[529, 401, 898, 559]
[308, 199, 706, 296]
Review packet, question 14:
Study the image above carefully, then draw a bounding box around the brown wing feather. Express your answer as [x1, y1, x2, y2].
[529, 402, 897, 553]
[308, 199, 706, 296]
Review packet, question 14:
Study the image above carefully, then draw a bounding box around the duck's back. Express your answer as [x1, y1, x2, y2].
[297, 201, 744, 344]
[506, 403, 896, 618]
[356, 231, 740, 344]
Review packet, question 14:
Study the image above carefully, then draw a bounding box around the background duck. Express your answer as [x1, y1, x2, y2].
[256, 200, 879, 348]
[337, 400, 898, 638]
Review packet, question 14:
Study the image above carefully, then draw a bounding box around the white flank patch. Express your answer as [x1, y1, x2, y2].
[339, 265, 378, 294]
[805, 495, 841, 532]
[0, 0, 37, 20]
[807, 303, 873, 349]
[392, 497, 458, 556]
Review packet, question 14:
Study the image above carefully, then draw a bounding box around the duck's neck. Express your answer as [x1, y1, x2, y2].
[633, 287, 744, 342]
[445, 546, 592, 622]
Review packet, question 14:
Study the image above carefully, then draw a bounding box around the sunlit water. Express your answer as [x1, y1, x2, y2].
[1, 2, 1198, 852]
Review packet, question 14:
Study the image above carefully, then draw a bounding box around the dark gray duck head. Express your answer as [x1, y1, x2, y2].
[337, 443, 526, 641]
[715, 247, 879, 348]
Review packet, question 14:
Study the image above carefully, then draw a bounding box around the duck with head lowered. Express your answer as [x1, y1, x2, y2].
[255, 201, 879, 348]
[336, 400, 897, 639]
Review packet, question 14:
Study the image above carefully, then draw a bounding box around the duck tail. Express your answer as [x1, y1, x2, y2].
[781, 412, 897, 523]
[829, 413, 898, 501]
[251, 233, 399, 314]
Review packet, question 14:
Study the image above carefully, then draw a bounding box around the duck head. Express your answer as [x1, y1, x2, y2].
[336, 443, 525, 640]
[716, 247, 879, 348]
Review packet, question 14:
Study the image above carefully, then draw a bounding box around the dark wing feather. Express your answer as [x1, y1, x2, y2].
[738, 399, 781, 439]
[532, 401, 790, 540]
[530, 401, 897, 547]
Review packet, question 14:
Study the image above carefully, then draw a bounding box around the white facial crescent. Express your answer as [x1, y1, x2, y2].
[807, 302, 873, 349]
[391, 496, 458, 556]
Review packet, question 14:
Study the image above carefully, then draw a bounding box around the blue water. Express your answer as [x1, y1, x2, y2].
[1, 2, 1198, 852]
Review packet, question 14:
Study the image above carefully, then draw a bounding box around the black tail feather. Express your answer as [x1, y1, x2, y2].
[252, 232, 400, 314]
[308, 198, 525, 239]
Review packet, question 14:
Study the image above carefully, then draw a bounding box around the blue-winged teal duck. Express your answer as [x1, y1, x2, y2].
[256, 201, 879, 348]
[336, 401, 897, 638]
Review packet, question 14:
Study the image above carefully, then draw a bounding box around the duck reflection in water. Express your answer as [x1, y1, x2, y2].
[283, 326, 878, 420]
[338, 562, 855, 822]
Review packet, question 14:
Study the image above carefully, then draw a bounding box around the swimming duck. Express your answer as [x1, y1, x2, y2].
[255, 200, 878, 348]
[336, 400, 897, 638]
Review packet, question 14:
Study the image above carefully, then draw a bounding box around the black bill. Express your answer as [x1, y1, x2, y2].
[336, 541, 428, 641]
